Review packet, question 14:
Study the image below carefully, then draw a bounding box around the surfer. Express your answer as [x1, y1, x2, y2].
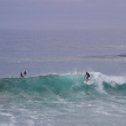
[20, 72, 24, 78]
[85, 72, 90, 81]
[24, 70, 27, 76]
[20, 70, 27, 78]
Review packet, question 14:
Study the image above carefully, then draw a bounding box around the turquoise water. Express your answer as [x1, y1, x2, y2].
[0, 29, 126, 126]
[0, 73, 126, 126]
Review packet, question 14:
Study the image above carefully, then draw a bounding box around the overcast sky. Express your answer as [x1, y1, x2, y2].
[0, 0, 126, 30]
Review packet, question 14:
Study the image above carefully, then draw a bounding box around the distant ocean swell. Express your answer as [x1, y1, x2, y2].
[0, 72, 126, 98]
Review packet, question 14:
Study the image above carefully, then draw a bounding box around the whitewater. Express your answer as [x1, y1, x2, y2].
[0, 72, 126, 126]
[0, 29, 126, 126]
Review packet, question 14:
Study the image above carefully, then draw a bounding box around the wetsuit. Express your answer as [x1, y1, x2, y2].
[86, 72, 90, 80]
[20, 72, 24, 78]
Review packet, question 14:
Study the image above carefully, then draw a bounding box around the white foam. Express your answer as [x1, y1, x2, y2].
[89, 72, 126, 94]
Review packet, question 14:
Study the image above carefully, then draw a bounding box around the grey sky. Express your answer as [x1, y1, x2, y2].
[0, 0, 126, 30]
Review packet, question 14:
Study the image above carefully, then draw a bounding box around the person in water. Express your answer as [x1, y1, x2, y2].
[20, 72, 24, 78]
[24, 70, 27, 76]
[20, 70, 27, 78]
[85, 72, 90, 81]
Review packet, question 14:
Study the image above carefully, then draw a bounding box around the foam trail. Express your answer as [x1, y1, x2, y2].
[89, 72, 107, 94]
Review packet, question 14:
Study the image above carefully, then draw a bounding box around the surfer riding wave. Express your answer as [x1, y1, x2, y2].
[85, 72, 90, 81]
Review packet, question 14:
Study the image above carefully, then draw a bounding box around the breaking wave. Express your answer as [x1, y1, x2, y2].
[0, 72, 126, 98]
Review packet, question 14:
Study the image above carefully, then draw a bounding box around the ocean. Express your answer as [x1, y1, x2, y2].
[0, 29, 126, 126]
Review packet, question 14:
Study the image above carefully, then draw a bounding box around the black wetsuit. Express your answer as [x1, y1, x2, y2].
[86, 72, 90, 80]
[24, 71, 27, 76]
[20, 72, 24, 78]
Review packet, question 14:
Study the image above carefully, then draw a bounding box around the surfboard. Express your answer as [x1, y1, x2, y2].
[83, 79, 93, 85]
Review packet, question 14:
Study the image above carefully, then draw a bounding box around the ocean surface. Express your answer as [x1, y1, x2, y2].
[0, 29, 126, 126]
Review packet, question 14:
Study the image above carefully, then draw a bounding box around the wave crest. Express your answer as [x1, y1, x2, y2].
[0, 72, 126, 97]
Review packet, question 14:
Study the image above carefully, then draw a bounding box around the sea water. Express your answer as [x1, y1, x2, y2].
[0, 29, 126, 126]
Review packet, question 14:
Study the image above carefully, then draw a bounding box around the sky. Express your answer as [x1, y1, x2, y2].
[0, 0, 126, 30]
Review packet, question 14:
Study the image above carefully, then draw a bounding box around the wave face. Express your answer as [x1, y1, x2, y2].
[0, 72, 126, 98]
[1, 73, 126, 126]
